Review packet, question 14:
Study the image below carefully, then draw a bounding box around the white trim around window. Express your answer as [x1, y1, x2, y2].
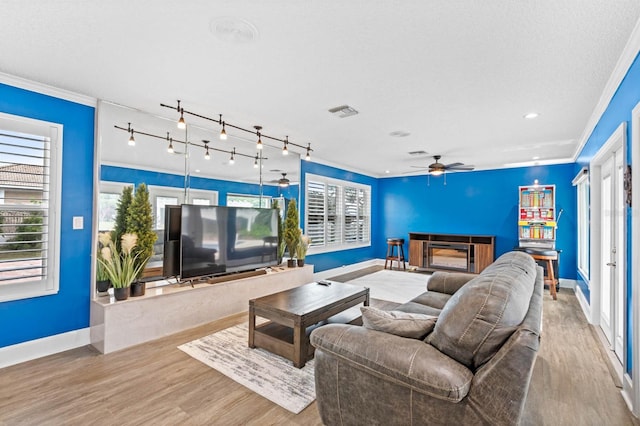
[0, 112, 62, 302]
[572, 167, 590, 282]
[304, 173, 371, 255]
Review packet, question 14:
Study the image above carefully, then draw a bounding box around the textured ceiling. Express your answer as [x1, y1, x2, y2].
[1, 1, 639, 181]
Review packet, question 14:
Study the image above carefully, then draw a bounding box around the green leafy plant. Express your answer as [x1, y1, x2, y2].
[125, 183, 156, 278]
[98, 232, 149, 288]
[112, 186, 133, 253]
[4, 211, 43, 251]
[284, 199, 300, 260]
[296, 234, 311, 260]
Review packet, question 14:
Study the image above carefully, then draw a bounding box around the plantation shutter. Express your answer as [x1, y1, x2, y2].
[306, 181, 325, 246]
[0, 131, 50, 285]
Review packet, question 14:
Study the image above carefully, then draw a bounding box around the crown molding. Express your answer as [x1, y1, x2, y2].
[573, 17, 640, 160]
[0, 71, 97, 107]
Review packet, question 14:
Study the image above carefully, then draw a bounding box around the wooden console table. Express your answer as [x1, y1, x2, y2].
[409, 233, 495, 274]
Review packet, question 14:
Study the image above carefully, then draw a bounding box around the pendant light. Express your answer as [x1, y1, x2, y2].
[203, 140, 211, 160]
[254, 125, 263, 150]
[253, 154, 259, 168]
[219, 114, 227, 140]
[229, 148, 235, 164]
[166, 132, 174, 153]
[305, 143, 311, 161]
[282, 136, 289, 156]
[177, 101, 186, 129]
[127, 123, 135, 146]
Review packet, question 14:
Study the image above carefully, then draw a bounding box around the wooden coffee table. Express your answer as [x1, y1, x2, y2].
[248, 281, 369, 368]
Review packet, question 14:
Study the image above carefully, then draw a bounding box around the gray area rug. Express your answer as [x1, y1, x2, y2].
[178, 322, 315, 414]
[347, 269, 429, 303]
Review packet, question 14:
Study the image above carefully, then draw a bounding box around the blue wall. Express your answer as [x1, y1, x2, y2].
[300, 161, 380, 272]
[575, 51, 640, 374]
[0, 84, 95, 348]
[101, 165, 298, 204]
[379, 164, 578, 279]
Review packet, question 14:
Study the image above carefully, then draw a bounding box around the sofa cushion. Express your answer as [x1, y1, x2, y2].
[410, 291, 452, 310]
[427, 251, 536, 369]
[427, 271, 476, 295]
[394, 301, 444, 316]
[361, 306, 437, 339]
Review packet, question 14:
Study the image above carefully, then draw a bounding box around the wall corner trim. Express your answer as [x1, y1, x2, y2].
[0, 328, 90, 369]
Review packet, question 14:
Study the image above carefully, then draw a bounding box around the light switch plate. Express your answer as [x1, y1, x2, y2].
[72, 216, 84, 230]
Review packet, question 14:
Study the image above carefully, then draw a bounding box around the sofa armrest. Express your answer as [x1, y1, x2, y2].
[310, 324, 473, 402]
[427, 271, 476, 295]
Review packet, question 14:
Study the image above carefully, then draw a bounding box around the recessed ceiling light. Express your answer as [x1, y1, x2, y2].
[532, 156, 540, 160]
[524, 112, 539, 119]
[385, 170, 390, 174]
[195, 169, 201, 173]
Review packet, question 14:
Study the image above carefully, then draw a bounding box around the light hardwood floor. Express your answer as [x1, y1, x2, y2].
[0, 277, 637, 425]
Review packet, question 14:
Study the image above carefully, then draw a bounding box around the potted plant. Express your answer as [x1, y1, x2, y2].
[296, 233, 311, 267]
[112, 185, 133, 253]
[96, 232, 112, 293]
[98, 233, 150, 301]
[283, 199, 300, 268]
[126, 183, 156, 296]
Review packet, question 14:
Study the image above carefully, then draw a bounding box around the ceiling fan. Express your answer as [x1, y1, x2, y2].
[412, 155, 475, 176]
[268, 172, 291, 187]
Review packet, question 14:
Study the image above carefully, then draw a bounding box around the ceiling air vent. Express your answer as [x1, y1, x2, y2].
[408, 150, 429, 156]
[328, 105, 359, 118]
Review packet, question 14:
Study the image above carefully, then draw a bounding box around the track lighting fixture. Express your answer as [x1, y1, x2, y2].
[165, 132, 175, 153]
[229, 148, 236, 164]
[219, 115, 227, 140]
[177, 100, 186, 129]
[254, 125, 263, 150]
[254, 154, 259, 168]
[127, 123, 135, 146]
[203, 140, 211, 160]
[160, 102, 314, 160]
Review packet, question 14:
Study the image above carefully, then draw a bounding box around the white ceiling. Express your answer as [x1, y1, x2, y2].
[2, 1, 640, 180]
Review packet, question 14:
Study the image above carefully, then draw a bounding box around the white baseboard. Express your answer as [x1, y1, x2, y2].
[559, 278, 577, 290]
[575, 285, 592, 323]
[313, 258, 384, 281]
[623, 373, 634, 412]
[0, 328, 90, 369]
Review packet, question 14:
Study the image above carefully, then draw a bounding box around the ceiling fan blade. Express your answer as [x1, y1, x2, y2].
[447, 165, 475, 171]
[444, 162, 464, 168]
[410, 165, 430, 169]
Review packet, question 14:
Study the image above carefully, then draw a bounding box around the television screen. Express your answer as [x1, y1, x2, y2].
[180, 204, 279, 279]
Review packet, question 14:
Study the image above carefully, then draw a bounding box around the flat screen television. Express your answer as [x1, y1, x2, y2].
[178, 204, 279, 279]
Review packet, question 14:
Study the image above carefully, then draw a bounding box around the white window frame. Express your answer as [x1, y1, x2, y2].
[573, 168, 590, 282]
[0, 112, 62, 302]
[98, 181, 133, 232]
[305, 173, 371, 255]
[226, 193, 272, 208]
[147, 186, 218, 230]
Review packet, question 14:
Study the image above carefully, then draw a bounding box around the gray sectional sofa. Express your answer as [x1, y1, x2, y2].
[310, 251, 543, 425]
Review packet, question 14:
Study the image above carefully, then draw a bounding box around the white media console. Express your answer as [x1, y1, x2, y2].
[90, 265, 314, 354]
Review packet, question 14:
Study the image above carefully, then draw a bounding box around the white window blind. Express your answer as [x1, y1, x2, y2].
[305, 174, 371, 253]
[0, 112, 61, 302]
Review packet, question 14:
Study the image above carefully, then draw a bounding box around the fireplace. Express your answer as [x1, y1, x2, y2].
[426, 243, 473, 272]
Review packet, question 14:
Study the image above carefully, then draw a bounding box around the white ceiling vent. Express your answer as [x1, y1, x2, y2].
[328, 105, 359, 118]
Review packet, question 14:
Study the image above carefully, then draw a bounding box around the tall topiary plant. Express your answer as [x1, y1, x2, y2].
[112, 185, 133, 253]
[126, 183, 156, 277]
[284, 199, 300, 265]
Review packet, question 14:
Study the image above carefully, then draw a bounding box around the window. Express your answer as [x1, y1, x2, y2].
[0, 113, 62, 302]
[305, 173, 371, 253]
[227, 193, 271, 208]
[98, 182, 133, 231]
[573, 168, 590, 280]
